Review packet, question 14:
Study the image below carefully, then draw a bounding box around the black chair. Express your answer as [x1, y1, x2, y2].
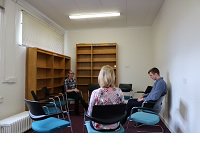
[30, 90, 63, 115]
[119, 83, 133, 100]
[42, 87, 75, 121]
[127, 96, 165, 132]
[88, 84, 100, 101]
[60, 85, 78, 113]
[31, 90, 40, 101]
[40, 87, 67, 110]
[79, 84, 100, 131]
[84, 104, 127, 133]
[142, 95, 164, 114]
[25, 99, 73, 133]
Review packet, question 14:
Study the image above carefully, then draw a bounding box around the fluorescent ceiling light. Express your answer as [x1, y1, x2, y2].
[69, 12, 120, 19]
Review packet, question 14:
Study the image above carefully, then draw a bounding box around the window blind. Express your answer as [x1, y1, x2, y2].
[22, 11, 64, 54]
[0, 7, 4, 54]
[0, 7, 4, 80]
[0, 0, 4, 9]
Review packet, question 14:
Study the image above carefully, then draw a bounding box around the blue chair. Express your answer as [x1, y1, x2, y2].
[31, 90, 62, 115]
[127, 96, 165, 132]
[40, 86, 74, 118]
[25, 99, 73, 133]
[84, 104, 127, 133]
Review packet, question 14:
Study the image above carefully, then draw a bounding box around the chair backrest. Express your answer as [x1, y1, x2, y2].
[88, 84, 100, 100]
[42, 86, 50, 99]
[25, 99, 46, 117]
[119, 84, 132, 92]
[152, 96, 165, 113]
[31, 90, 39, 101]
[91, 104, 127, 124]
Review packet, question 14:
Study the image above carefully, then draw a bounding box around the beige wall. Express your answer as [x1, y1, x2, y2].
[65, 27, 154, 92]
[0, 0, 26, 120]
[153, 0, 200, 132]
[0, 1, 154, 120]
[2, 0, 200, 133]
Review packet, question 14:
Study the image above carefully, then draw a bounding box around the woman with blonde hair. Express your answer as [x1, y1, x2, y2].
[87, 65, 124, 130]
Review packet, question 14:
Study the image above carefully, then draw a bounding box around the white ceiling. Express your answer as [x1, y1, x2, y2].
[23, 0, 165, 30]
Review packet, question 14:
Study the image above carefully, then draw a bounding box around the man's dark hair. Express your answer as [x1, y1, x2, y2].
[148, 67, 160, 75]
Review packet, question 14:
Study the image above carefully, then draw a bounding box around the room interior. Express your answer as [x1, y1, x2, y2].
[0, 0, 200, 133]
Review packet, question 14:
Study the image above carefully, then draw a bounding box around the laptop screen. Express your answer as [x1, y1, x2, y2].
[144, 86, 152, 94]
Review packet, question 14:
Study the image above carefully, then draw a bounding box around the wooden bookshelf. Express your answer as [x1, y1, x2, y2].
[76, 43, 117, 101]
[26, 47, 71, 100]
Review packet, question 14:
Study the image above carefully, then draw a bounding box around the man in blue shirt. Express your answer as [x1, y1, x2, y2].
[121, 67, 167, 124]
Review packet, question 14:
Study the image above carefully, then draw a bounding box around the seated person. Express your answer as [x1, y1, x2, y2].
[121, 67, 167, 124]
[64, 70, 87, 115]
[87, 65, 125, 131]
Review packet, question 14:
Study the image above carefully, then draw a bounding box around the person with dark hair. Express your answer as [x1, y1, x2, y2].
[121, 67, 167, 124]
[64, 70, 88, 115]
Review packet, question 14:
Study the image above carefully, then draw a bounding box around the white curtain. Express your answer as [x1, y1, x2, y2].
[0, 8, 4, 80]
[0, 8, 4, 50]
[22, 11, 64, 54]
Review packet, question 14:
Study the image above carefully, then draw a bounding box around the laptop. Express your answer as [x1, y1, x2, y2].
[144, 86, 153, 94]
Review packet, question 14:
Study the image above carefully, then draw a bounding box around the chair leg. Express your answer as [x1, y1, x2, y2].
[82, 112, 86, 133]
[70, 125, 73, 133]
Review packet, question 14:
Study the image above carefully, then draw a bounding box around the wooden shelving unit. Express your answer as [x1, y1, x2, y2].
[26, 47, 71, 100]
[76, 43, 117, 101]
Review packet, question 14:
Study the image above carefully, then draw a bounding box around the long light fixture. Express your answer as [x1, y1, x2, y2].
[69, 12, 120, 19]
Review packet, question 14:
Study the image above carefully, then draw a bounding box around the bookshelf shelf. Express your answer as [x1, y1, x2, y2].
[26, 47, 71, 100]
[76, 43, 117, 101]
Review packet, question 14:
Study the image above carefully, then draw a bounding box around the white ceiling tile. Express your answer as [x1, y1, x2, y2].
[23, 0, 164, 30]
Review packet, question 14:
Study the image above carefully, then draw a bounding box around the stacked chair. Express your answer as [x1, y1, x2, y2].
[29, 86, 74, 132]
[30, 90, 62, 115]
[25, 99, 73, 133]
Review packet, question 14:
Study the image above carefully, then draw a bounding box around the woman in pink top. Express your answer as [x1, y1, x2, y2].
[87, 65, 125, 130]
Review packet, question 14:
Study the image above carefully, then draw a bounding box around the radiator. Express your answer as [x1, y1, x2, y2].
[0, 111, 32, 133]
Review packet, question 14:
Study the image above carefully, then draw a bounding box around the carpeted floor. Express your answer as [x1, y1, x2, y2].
[26, 104, 171, 133]
[70, 113, 170, 133]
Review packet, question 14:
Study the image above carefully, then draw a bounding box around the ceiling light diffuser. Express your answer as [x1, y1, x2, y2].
[69, 12, 120, 19]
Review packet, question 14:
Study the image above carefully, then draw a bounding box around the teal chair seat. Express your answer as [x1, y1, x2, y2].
[127, 96, 165, 132]
[129, 111, 160, 125]
[32, 117, 70, 133]
[25, 99, 73, 133]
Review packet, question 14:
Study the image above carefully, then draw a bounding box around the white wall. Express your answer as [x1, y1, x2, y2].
[4, 0, 200, 133]
[65, 27, 154, 92]
[0, 0, 26, 120]
[153, 0, 200, 132]
[0, 3, 155, 122]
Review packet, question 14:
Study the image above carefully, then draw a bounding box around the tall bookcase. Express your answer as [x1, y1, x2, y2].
[26, 47, 71, 100]
[76, 43, 118, 101]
